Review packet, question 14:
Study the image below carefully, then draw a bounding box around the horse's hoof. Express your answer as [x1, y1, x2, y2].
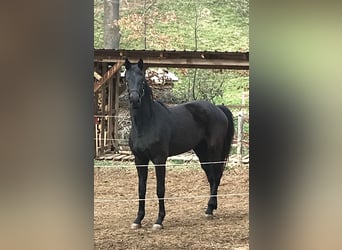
[205, 213, 214, 220]
[151, 224, 163, 231]
[131, 223, 141, 229]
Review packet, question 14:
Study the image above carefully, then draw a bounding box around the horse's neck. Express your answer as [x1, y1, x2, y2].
[130, 85, 154, 133]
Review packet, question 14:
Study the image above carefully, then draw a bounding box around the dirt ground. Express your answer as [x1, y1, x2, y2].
[94, 166, 249, 249]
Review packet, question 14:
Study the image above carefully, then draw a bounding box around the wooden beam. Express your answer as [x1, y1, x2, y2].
[97, 58, 247, 69]
[94, 61, 124, 93]
[94, 49, 249, 70]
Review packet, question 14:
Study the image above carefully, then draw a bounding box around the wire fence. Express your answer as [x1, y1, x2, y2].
[94, 160, 237, 168]
[95, 165, 248, 209]
[94, 108, 249, 166]
[94, 192, 249, 203]
[95, 164, 249, 204]
[94, 115, 129, 119]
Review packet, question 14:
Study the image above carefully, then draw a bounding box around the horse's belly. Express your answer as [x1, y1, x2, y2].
[168, 129, 204, 156]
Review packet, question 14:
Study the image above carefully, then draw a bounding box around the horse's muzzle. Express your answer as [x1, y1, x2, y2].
[129, 91, 141, 108]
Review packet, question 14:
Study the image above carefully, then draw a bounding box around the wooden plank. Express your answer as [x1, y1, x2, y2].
[94, 49, 249, 60]
[114, 154, 126, 160]
[104, 131, 107, 148]
[122, 155, 134, 161]
[94, 49, 249, 70]
[96, 58, 248, 70]
[94, 62, 124, 93]
[103, 154, 114, 160]
[119, 150, 132, 155]
[94, 71, 102, 81]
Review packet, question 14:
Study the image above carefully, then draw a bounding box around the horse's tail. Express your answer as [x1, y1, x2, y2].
[217, 105, 235, 161]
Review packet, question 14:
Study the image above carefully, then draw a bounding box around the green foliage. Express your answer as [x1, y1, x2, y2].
[171, 69, 249, 105]
[94, 0, 249, 106]
[169, 159, 185, 165]
[213, 72, 249, 105]
[225, 0, 249, 20]
[94, 1, 104, 48]
[94, 0, 249, 51]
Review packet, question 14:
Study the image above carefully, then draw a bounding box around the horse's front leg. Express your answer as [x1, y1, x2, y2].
[152, 158, 166, 230]
[131, 158, 149, 229]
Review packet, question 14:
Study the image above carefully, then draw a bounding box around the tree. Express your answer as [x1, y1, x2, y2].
[118, 0, 178, 49]
[188, 0, 201, 101]
[104, 0, 120, 49]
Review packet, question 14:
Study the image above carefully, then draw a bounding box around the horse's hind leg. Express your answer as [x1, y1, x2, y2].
[195, 142, 219, 215]
[196, 144, 224, 217]
[131, 157, 149, 229]
[153, 164, 166, 230]
[202, 162, 224, 216]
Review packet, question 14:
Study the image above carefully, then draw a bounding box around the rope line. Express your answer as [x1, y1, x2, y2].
[94, 192, 249, 203]
[93, 113, 249, 119]
[93, 138, 249, 142]
[93, 110, 249, 119]
[94, 138, 129, 141]
[93, 114, 249, 122]
[94, 160, 231, 168]
[94, 115, 129, 118]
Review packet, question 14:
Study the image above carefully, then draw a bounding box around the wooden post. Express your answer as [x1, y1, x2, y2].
[113, 71, 120, 152]
[104, 130, 108, 150]
[100, 86, 105, 155]
[107, 76, 114, 152]
[237, 111, 244, 166]
[99, 63, 107, 155]
[95, 120, 99, 158]
[93, 61, 124, 157]
[94, 91, 99, 158]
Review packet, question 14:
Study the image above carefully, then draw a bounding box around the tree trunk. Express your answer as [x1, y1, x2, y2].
[191, 1, 200, 100]
[192, 68, 197, 100]
[104, 0, 120, 49]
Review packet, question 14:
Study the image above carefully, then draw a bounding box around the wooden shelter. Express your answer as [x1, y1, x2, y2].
[93, 49, 249, 158]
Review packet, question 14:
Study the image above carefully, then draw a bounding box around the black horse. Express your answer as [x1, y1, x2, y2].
[125, 59, 234, 230]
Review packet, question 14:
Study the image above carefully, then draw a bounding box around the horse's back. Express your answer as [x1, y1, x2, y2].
[166, 103, 205, 156]
[167, 101, 228, 154]
[183, 100, 229, 131]
[141, 100, 229, 157]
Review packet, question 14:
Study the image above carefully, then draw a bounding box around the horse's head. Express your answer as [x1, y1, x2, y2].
[125, 58, 145, 109]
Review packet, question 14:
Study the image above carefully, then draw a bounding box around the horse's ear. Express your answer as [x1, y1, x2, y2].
[125, 58, 131, 70]
[137, 58, 144, 70]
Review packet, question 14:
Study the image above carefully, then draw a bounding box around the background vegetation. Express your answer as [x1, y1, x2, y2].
[94, 0, 249, 106]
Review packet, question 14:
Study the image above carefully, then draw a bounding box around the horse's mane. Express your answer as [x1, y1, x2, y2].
[144, 79, 170, 112]
[155, 100, 170, 112]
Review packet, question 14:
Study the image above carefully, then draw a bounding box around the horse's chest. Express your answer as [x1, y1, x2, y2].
[129, 130, 166, 157]
[131, 138, 150, 152]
